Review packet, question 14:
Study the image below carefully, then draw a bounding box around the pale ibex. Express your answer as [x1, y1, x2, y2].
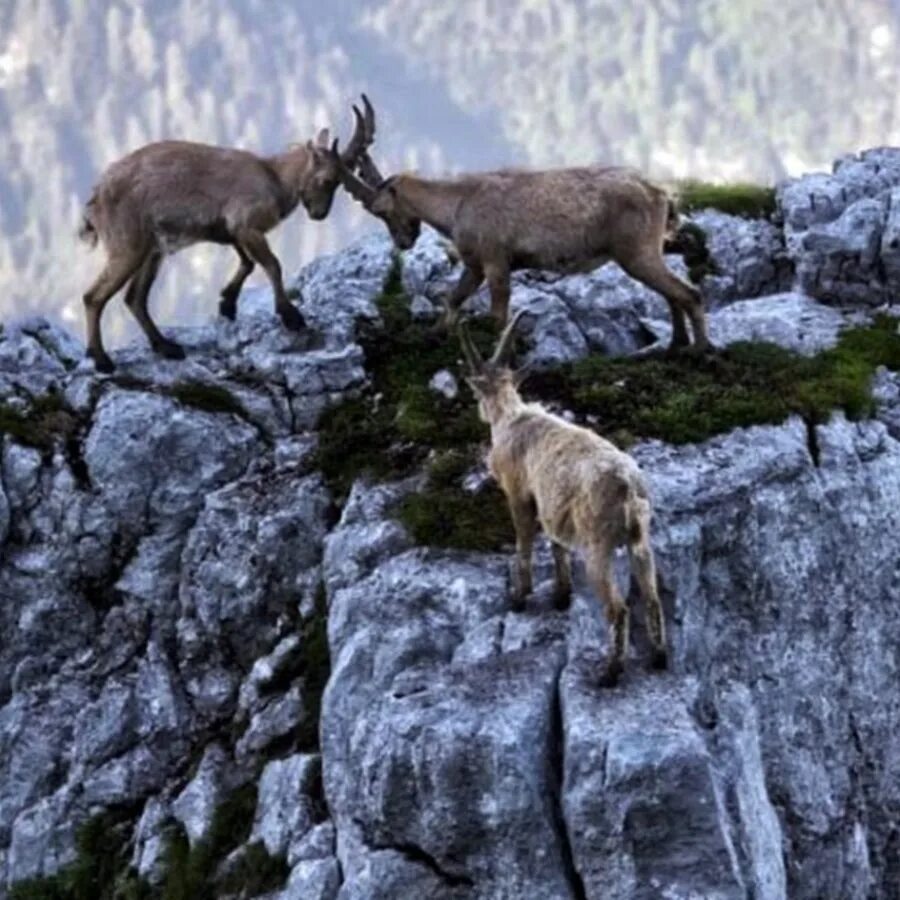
[459, 312, 668, 687]
[333, 146, 710, 353]
[78, 97, 377, 372]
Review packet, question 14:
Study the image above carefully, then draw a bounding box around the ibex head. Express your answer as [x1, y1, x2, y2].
[458, 312, 529, 423]
[329, 144, 421, 249]
[302, 95, 377, 220]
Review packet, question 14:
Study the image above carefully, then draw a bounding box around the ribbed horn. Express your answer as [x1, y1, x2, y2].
[490, 310, 526, 365]
[458, 321, 485, 374]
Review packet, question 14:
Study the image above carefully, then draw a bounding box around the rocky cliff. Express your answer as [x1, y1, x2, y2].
[1, 149, 900, 899]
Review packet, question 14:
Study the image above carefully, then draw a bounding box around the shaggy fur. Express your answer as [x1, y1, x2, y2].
[461, 315, 668, 687]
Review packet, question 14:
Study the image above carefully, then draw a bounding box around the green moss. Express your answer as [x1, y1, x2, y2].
[0, 392, 79, 451]
[528, 316, 900, 447]
[677, 179, 777, 219]
[396, 449, 514, 553]
[160, 783, 273, 900]
[218, 842, 289, 897]
[9, 813, 151, 900]
[314, 254, 501, 498]
[167, 382, 245, 417]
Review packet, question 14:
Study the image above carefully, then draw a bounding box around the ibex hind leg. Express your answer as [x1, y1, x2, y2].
[628, 530, 668, 671]
[83, 250, 145, 373]
[124, 252, 184, 360]
[621, 252, 710, 353]
[585, 539, 629, 688]
[551, 541, 573, 611]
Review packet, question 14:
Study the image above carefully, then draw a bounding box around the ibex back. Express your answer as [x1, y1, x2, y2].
[78, 97, 377, 372]
[334, 148, 710, 353]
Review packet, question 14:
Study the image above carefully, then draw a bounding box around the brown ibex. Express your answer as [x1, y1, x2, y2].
[78, 97, 377, 372]
[459, 312, 668, 687]
[333, 147, 709, 353]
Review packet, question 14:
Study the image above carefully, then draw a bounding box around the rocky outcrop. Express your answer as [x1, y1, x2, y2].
[2, 154, 900, 899]
[778, 147, 900, 306]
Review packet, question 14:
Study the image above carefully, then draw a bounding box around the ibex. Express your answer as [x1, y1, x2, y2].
[333, 146, 710, 353]
[459, 312, 668, 687]
[78, 97, 377, 373]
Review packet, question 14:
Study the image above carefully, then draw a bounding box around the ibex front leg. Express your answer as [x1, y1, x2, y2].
[485, 261, 512, 324]
[442, 263, 483, 328]
[236, 230, 305, 331]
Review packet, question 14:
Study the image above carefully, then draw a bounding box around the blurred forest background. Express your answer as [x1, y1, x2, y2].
[1, 0, 899, 344]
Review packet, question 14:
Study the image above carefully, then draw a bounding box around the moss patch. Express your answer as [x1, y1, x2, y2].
[314, 254, 503, 498]
[9, 812, 150, 900]
[677, 180, 777, 219]
[0, 392, 80, 451]
[397, 449, 513, 552]
[160, 782, 286, 900]
[527, 316, 900, 447]
[167, 381, 246, 418]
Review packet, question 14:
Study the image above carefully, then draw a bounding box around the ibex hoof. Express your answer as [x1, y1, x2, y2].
[279, 305, 306, 332]
[88, 350, 115, 374]
[650, 648, 669, 671]
[597, 661, 623, 689]
[155, 341, 186, 361]
[219, 298, 237, 321]
[553, 588, 572, 611]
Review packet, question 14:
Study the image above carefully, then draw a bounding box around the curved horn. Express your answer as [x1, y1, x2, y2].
[490, 310, 526, 366]
[361, 93, 376, 144]
[457, 321, 485, 375]
[331, 139, 378, 206]
[341, 94, 377, 165]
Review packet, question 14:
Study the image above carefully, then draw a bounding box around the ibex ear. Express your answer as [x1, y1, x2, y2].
[315, 128, 330, 149]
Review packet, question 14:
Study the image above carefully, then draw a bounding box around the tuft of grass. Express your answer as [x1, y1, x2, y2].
[676, 180, 777, 219]
[527, 315, 900, 447]
[160, 782, 281, 900]
[396, 449, 514, 553]
[167, 381, 246, 417]
[9, 813, 151, 900]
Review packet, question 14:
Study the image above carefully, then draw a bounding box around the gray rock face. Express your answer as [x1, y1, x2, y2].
[2, 153, 900, 899]
[779, 147, 900, 304]
[688, 210, 793, 307]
